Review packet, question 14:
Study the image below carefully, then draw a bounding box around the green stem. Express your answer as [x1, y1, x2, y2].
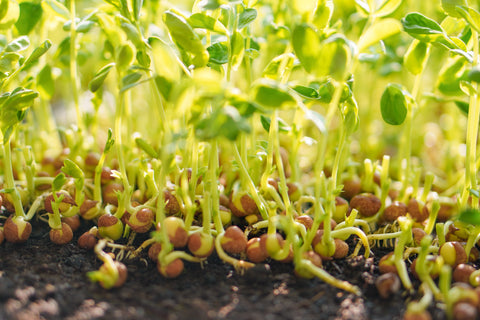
[2, 142, 26, 218]
[69, 0, 82, 132]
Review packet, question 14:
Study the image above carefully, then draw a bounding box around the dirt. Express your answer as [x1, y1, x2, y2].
[0, 219, 445, 320]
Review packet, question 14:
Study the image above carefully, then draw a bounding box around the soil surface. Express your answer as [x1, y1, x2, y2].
[0, 219, 445, 320]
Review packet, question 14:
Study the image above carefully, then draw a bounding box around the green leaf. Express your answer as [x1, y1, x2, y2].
[454, 100, 469, 115]
[404, 40, 429, 75]
[63, 18, 95, 33]
[195, 106, 251, 141]
[0, 0, 19, 30]
[154, 75, 173, 101]
[0, 53, 20, 73]
[15, 2, 43, 35]
[188, 13, 227, 34]
[292, 24, 321, 74]
[469, 66, 480, 83]
[116, 44, 135, 70]
[42, 0, 69, 21]
[23, 40, 52, 68]
[135, 137, 158, 158]
[303, 108, 326, 133]
[104, 128, 115, 153]
[252, 79, 296, 108]
[37, 65, 55, 99]
[207, 42, 228, 64]
[374, 0, 402, 17]
[5, 36, 29, 53]
[52, 172, 67, 193]
[460, 80, 477, 96]
[260, 115, 291, 133]
[262, 53, 295, 80]
[62, 159, 84, 180]
[133, 0, 143, 22]
[164, 11, 209, 68]
[122, 72, 142, 88]
[458, 208, 480, 225]
[89, 63, 115, 92]
[456, 6, 480, 33]
[291, 85, 320, 99]
[316, 34, 352, 80]
[442, 0, 467, 18]
[380, 83, 409, 125]
[436, 56, 468, 96]
[357, 18, 402, 52]
[238, 8, 257, 29]
[401, 12, 445, 42]
[230, 31, 244, 69]
[312, 0, 333, 30]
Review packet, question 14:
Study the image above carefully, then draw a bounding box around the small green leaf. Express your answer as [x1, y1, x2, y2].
[442, 0, 467, 18]
[133, 0, 143, 22]
[460, 80, 477, 96]
[188, 13, 227, 34]
[122, 72, 142, 88]
[195, 106, 251, 141]
[456, 6, 480, 33]
[262, 53, 295, 80]
[238, 8, 257, 29]
[380, 83, 409, 125]
[154, 75, 173, 101]
[469, 66, 480, 83]
[436, 56, 468, 96]
[404, 40, 429, 75]
[164, 11, 209, 68]
[230, 31, 245, 69]
[291, 85, 320, 99]
[5, 36, 29, 53]
[312, 0, 333, 30]
[260, 115, 291, 133]
[104, 128, 115, 153]
[358, 18, 402, 52]
[52, 172, 67, 193]
[458, 208, 480, 225]
[0, 53, 20, 73]
[63, 18, 95, 33]
[15, 2, 43, 35]
[116, 44, 135, 71]
[135, 137, 158, 158]
[207, 42, 228, 64]
[374, 0, 402, 18]
[454, 100, 469, 115]
[89, 63, 115, 92]
[0, 0, 19, 30]
[23, 40, 52, 68]
[37, 65, 55, 99]
[62, 159, 84, 180]
[401, 12, 445, 42]
[252, 79, 296, 108]
[42, 0, 69, 20]
[292, 24, 321, 75]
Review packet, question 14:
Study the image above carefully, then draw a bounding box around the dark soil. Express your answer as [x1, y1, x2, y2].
[0, 219, 445, 320]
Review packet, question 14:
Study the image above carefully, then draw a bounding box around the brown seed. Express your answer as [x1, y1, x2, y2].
[453, 264, 477, 284]
[453, 302, 477, 320]
[349, 193, 381, 217]
[78, 231, 97, 249]
[113, 261, 128, 288]
[158, 258, 184, 278]
[163, 216, 188, 248]
[412, 228, 427, 246]
[440, 242, 467, 268]
[44, 192, 77, 214]
[164, 190, 180, 215]
[333, 196, 349, 222]
[80, 199, 100, 220]
[379, 252, 397, 274]
[383, 201, 408, 223]
[403, 310, 432, 320]
[332, 238, 349, 259]
[4, 216, 32, 243]
[126, 208, 154, 233]
[221, 226, 247, 254]
[49, 223, 73, 245]
[187, 232, 214, 258]
[295, 251, 322, 279]
[295, 215, 313, 230]
[101, 167, 114, 185]
[148, 243, 162, 261]
[407, 198, 429, 223]
[341, 178, 362, 200]
[62, 215, 81, 231]
[84, 152, 100, 168]
[229, 191, 258, 217]
[0, 228, 4, 245]
[375, 272, 401, 298]
[102, 182, 123, 206]
[246, 237, 268, 263]
[437, 198, 456, 222]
